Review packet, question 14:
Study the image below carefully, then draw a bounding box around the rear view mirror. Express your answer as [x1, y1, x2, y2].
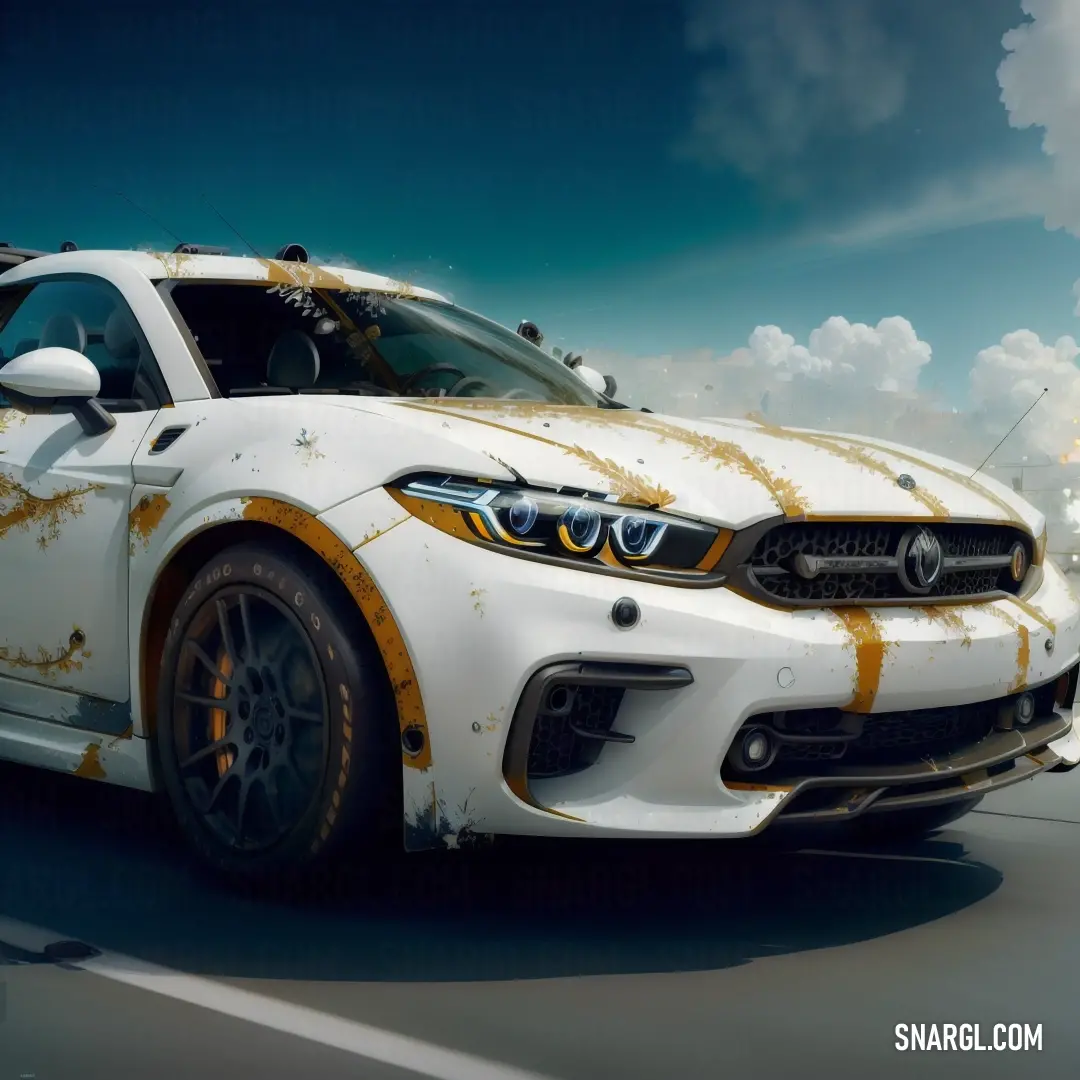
[0, 347, 115, 436]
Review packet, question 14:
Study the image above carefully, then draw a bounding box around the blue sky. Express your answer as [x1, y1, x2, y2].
[4, 0, 1079, 404]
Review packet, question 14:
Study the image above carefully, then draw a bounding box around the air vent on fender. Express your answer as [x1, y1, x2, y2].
[149, 426, 188, 454]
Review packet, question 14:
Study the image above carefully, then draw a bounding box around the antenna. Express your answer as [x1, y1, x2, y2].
[968, 387, 1049, 479]
[201, 195, 262, 259]
[105, 188, 185, 245]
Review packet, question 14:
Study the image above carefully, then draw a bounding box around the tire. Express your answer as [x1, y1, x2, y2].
[849, 795, 984, 844]
[155, 539, 399, 884]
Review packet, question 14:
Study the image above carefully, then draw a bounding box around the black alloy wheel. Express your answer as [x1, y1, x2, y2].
[155, 540, 398, 883]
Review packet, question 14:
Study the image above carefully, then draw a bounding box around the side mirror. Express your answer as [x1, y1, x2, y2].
[0, 347, 116, 436]
[574, 363, 612, 396]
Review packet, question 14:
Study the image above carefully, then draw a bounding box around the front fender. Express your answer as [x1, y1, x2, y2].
[127, 487, 439, 849]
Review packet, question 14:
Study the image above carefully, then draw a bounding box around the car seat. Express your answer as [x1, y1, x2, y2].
[39, 312, 88, 353]
[266, 329, 321, 389]
[103, 308, 155, 405]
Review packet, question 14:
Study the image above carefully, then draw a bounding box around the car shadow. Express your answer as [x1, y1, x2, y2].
[0, 762, 1003, 983]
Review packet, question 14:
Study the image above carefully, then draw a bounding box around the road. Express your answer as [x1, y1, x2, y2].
[1, 754, 1078, 1079]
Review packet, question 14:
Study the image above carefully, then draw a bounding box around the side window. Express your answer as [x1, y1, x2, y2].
[0, 277, 161, 411]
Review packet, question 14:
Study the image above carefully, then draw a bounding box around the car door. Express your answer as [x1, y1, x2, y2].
[0, 274, 164, 734]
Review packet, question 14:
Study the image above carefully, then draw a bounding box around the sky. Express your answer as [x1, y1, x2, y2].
[7, 0, 1080, 543]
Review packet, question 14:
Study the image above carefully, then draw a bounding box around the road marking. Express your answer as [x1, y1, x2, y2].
[796, 848, 980, 868]
[0, 917, 559, 1080]
[974, 808, 1080, 826]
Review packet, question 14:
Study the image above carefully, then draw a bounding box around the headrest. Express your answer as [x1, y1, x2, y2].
[267, 329, 320, 388]
[39, 311, 87, 353]
[104, 309, 140, 361]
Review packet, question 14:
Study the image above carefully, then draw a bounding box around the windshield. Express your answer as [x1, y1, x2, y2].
[166, 281, 601, 405]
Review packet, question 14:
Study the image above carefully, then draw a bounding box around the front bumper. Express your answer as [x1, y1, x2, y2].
[331, 493, 1080, 843]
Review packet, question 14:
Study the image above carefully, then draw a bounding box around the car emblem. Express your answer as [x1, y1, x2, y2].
[1008, 541, 1028, 583]
[897, 526, 944, 594]
[896, 473, 917, 491]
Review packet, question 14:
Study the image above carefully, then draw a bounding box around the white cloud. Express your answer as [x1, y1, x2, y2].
[998, 0, 1080, 237]
[807, 162, 1049, 249]
[677, 0, 908, 174]
[970, 330, 1080, 461]
[573, 315, 1080, 553]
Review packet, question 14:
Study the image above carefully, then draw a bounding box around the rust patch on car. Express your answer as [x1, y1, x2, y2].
[1033, 528, 1047, 566]
[293, 428, 325, 465]
[471, 713, 501, 734]
[385, 489, 478, 541]
[985, 605, 1030, 692]
[394, 401, 808, 515]
[0, 473, 104, 549]
[831, 607, 889, 712]
[622, 416, 809, 516]
[838, 432, 1026, 527]
[469, 587, 486, 617]
[240, 497, 432, 770]
[128, 493, 171, 552]
[914, 605, 974, 648]
[745, 415, 950, 518]
[418, 399, 627, 424]
[73, 743, 106, 780]
[0, 628, 89, 676]
[353, 516, 408, 549]
[565, 446, 676, 507]
[0, 409, 28, 440]
[148, 250, 197, 278]
[256, 258, 351, 292]
[1008, 595, 1056, 637]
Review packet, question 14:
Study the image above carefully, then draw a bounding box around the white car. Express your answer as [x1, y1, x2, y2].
[1, 240, 1078, 883]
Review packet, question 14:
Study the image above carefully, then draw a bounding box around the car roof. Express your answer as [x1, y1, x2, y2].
[0, 248, 450, 302]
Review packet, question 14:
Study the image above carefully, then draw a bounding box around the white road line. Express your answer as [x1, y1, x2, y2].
[0, 916, 559, 1080]
[796, 848, 979, 868]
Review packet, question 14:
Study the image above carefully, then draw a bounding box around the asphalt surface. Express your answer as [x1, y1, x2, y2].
[2, 753, 1079, 1079]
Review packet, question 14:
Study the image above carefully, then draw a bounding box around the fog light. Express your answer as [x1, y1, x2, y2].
[742, 729, 772, 767]
[1015, 692, 1035, 725]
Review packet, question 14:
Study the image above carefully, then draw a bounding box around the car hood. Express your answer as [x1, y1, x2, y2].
[322, 398, 1042, 534]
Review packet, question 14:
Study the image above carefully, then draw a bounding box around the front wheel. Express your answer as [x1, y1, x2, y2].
[155, 540, 398, 883]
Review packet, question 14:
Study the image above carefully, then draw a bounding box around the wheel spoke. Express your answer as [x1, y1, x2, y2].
[238, 593, 260, 664]
[179, 735, 235, 772]
[234, 774, 254, 843]
[215, 598, 241, 669]
[182, 638, 232, 685]
[287, 707, 324, 725]
[265, 630, 294, 670]
[202, 765, 235, 815]
[280, 751, 307, 794]
[177, 690, 231, 709]
[177, 584, 331, 855]
[260, 771, 285, 837]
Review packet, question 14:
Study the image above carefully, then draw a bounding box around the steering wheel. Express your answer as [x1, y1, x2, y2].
[400, 363, 466, 394]
[500, 388, 533, 399]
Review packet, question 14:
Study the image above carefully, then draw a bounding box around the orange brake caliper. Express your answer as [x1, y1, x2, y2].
[210, 650, 235, 777]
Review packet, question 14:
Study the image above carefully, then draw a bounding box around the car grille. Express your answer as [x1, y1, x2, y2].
[774, 702, 999, 766]
[526, 685, 626, 778]
[721, 680, 1060, 784]
[742, 521, 1029, 605]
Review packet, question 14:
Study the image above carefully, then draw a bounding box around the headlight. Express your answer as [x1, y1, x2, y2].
[387, 474, 731, 585]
